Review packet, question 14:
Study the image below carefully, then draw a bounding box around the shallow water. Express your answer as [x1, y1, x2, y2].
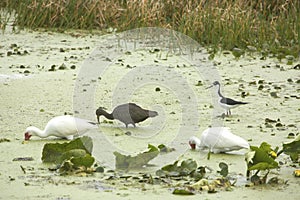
[0, 28, 299, 199]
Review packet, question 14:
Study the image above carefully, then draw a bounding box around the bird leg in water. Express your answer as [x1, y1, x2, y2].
[207, 150, 211, 160]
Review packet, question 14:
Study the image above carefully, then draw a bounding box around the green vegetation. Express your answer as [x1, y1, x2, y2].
[42, 136, 96, 175]
[245, 138, 300, 184]
[245, 142, 279, 184]
[114, 144, 160, 170]
[1, 0, 299, 56]
[156, 158, 200, 178]
[156, 159, 233, 194]
[279, 134, 300, 163]
[114, 144, 174, 170]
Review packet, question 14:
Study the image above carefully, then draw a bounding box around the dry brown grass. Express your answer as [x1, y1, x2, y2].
[1, 0, 299, 57]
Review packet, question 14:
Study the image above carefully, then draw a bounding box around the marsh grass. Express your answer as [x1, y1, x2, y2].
[1, 0, 299, 57]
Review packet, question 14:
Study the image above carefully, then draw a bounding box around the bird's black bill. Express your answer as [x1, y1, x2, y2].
[205, 85, 213, 89]
[88, 121, 98, 125]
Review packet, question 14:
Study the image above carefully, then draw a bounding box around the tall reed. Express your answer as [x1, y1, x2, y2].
[1, 0, 299, 57]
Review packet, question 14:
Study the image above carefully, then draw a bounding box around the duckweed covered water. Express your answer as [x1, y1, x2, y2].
[0, 28, 299, 199]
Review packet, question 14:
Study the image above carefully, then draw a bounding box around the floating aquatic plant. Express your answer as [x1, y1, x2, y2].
[279, 134, 300, 163]
[156, 159, 234, 194]
[157, 159, 198, 177]
[114, 144, 160, 170]
[156, 158, 207, 182]
[172, 188, 195, 195]
[113, 144, 174, 170]
[42, 136, 92, 162]
[245, 142, 279, 184]
[217, 162, 229, 177]
[42, 136, 96, 175]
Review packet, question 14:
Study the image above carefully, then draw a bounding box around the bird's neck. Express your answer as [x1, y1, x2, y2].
[29, 126, 48, 138]
[216, 84, 224, 98]
[102, 110, 114, 120]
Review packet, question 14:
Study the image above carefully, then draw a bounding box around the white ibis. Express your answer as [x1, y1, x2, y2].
[24, 115, 98, 140]
[206, 81, 248, 115]
[189, 127, 249, 153]
[96, 103, 158, 128]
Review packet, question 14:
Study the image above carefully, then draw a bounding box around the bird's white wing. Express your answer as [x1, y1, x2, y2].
[218, 131, 249, 150]
[200, 127, 249, 153]
[74, 117, 98, 134]
[45, 115, 97, 138]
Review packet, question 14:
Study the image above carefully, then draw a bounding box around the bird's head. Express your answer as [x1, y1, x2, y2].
[206, 81, 220, 89]
[213, 81, 220, 86]
[95, 107, 107, 123]
[188, 136, 201, 150]
[24, 126, 37, 140]
[24, 132, 32, 140]
[24, 127, 34, 140]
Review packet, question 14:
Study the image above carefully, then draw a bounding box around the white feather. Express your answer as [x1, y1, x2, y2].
[189, 127, 249, 153]
[24, 115, 98, 140]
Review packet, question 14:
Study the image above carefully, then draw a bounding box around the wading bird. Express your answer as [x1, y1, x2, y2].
[189, 127, 249, 153]
[206, 81, 248, 115]
[96, 103, 158, 128]
[24, 115, 98, 140]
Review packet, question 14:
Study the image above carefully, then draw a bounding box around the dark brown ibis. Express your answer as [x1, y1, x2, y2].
[96, 103, 158, 128]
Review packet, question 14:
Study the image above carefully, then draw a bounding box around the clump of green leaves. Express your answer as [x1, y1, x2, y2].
[114, 144, 160, 170]
[280, 134, 300, 163]
[114, 143, 175, 170]
[245, 142, 279, 184]
[42, 136, 96, 175]
[156, 159, 234, 194]
[156, 158, 205, 181]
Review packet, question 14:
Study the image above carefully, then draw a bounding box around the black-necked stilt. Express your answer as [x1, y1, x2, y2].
[96, 103, 158, 128]
[206, 81, 248, 115]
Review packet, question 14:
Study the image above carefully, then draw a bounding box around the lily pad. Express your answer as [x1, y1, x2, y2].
[58, 149, 87, 164]
[41, 137, 96, 175]
[172, 188, 194, 195]
[95, 166, 105, 173]
[217, 162, 229, 177]
[114, 144, 159, 170]
[157, 144, 175, 153]
[158, 159, 198, 177]
[42, 136, 93, 163]
[281, 136, 300, 162]
[180, 159, 198, 175]
[245, 142, 279, 184]
[70, 154, 95, 168]
[246, 142, 279, 172]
